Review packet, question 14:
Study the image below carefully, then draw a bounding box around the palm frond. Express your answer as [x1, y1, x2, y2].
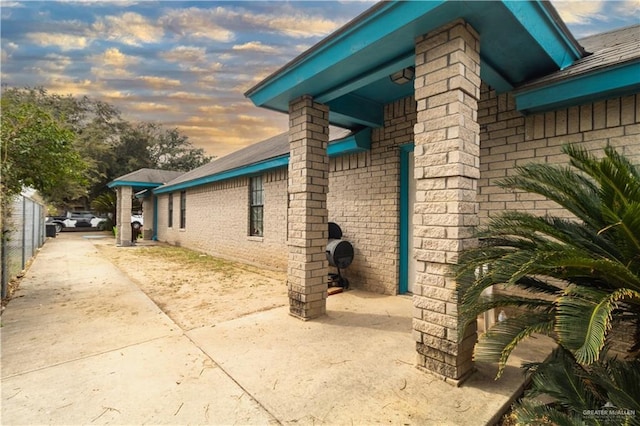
[516, 348, 640, 425]
[498, 164, 603, 230]
[522, 348, 600, 412]
[459, 293, 554, 332]
[513, 400, 584, 426]
[556, 287, 640, 364]
[474, 312, 555, 377]
[589, 357, 640, 413]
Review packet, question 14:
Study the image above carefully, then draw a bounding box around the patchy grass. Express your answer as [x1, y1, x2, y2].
[94, 241, 287, 330]
[134, 246, 241, 276]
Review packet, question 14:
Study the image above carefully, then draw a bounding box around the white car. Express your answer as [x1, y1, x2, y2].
[47, 212, 107, 232]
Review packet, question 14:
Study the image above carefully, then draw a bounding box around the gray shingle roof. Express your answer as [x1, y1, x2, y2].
[111, 168, 185, 186]
[163, 132, 289, 188]
[516, 24, 639, 89]
[160, 127, 352, 190]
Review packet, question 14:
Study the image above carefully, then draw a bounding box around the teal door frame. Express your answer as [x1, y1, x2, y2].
[399, 143, 414, 294]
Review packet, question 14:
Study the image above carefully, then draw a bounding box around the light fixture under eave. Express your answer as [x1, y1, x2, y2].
[390, 66, 415, 85]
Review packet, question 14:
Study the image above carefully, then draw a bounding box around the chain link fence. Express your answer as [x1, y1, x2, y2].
[1, 192, 46, 299]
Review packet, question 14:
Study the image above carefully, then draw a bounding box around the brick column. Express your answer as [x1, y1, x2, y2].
[412, 20, 481, 384]
[287, 95, 329, 319]
[116, 186, 133, 246]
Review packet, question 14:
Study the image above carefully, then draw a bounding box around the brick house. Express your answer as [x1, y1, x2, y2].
[110, 1, 639, 384]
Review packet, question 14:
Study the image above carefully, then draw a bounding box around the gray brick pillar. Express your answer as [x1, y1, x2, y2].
[116, 186, 133, 246]
[412, 20, 480, 384]
[287, 95, 329, 319]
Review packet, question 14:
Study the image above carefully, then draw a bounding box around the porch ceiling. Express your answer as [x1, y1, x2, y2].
[245, 0, 584, 129]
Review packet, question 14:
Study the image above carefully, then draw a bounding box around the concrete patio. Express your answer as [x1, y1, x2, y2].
[1, 233, 552, 425]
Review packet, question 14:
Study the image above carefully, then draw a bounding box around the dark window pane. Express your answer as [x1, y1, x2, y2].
[249, 176, 264, 236]
[180, 191, 186, 228]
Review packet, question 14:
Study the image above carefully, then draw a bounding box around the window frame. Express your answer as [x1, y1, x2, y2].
[168, 193, 173, 228]
[180, 191, 186, 229]
[249, 176, 264, 237]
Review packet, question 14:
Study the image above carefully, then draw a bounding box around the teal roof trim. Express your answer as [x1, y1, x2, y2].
[153, 155, 289, 195]
[153, 129, 372, 194]
[515, 61, 640, 113]
[245, 1, 443, 107]
[246, 0, 583, 129]
[107, 181, 163, 189]
[327, 128, 372, 156]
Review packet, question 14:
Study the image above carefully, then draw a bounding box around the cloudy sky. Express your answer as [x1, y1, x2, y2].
[1, 1, 638, 157]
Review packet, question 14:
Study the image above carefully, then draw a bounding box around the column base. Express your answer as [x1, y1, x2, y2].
[416, 363, 476, 387]
[288, 293, 326, 320]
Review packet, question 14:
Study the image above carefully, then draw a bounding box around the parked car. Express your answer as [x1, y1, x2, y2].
[46, 212, 107, 233]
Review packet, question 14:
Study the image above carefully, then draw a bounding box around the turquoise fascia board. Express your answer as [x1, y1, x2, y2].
[107, 180, 163, 189]
[327, 128, 372, 156]
[247, 0, 444, 107]
[153, 155, 290, 195]
[503, 1, 582, 69]
[399, 143, 414, 294]
[248, 0, 580, 109]
[153, 129, 373, 194]
[515, 61, 640, 113]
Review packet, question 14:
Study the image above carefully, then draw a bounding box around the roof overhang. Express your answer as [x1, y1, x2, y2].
[153, 129, 372, 194]
[514, 60, 640, 113]
[245, 0, 583, 129]
[107, 181, 165, 191]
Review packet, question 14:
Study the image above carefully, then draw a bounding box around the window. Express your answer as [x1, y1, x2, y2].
[249, 176, 263, 236]
[168, 194, 173, 228]
[180, 191, 186, 229]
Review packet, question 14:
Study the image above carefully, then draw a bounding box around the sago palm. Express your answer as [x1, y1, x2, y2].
[514, 346, 640, 425]
[455, 144, 640, 375]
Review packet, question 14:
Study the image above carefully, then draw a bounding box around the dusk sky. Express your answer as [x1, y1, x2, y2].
[2, 1, 639, 157]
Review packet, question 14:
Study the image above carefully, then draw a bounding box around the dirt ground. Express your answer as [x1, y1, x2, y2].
[92, 237, 288, 330]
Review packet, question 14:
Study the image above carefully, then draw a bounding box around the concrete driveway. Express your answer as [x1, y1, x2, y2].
[1, 233, 552, 425]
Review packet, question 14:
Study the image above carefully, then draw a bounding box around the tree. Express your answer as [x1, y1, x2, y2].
[147, 125, 211, 171]
[2, 86, 212, 209]
[454, 145, 640, 423]
[1, 92, 88, 202]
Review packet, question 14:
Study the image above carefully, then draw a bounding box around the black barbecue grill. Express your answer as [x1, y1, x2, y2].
[326, 222, 353, 288]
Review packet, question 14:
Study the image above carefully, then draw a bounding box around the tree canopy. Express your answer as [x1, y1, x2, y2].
[1, 86, 212, 209]
[1, 90, 87, 201]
